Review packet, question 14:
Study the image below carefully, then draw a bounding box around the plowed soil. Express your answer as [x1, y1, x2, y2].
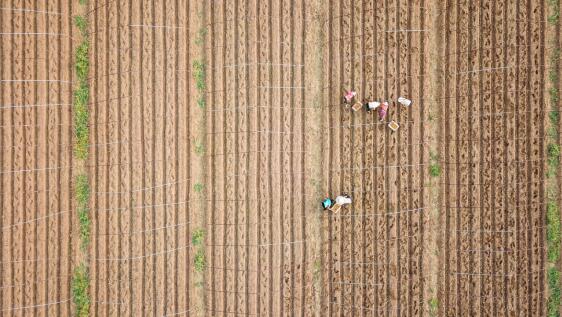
[439, 0, 547, 315]
[0, 0, 552, 316]
[0, 1, 75, 316]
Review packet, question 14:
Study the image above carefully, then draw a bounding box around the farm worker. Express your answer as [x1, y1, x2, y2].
[397, 96, 412, 106]
[335, 194, 352, 206]
[321, 197, 333, 210]
[343, 90, 357, 104]
[377, 101, 389, 121]
[365, 101, 380, 112]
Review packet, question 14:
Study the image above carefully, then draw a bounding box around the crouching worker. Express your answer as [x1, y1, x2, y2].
[322, 194, 352, 212]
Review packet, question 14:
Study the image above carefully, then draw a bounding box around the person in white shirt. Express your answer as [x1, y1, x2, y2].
[335, 194, 352, 206]
[397, 96, 412, 106]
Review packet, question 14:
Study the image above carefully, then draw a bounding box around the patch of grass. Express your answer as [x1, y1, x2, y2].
[73, 26, 90, 160]
[548, 267, 561, 317]
[74, 16, 88, 37]
[194, 183, 204, 193]
[75, 174, 90, 205]
[192, 228, 205, 246]
[75, 173, 91, 250]
[549, 87, 559, 105]
[197, 96, 206, 109]
[547, 143, 560, 178]
[428, 298, 439, 317]
[193, 60, 206, 92]
[194, 140, 205, 155]
[550, 111, 560, 126]
[71, 264, 90, 317]
[429, 151, 441, 177]
[547, 201, 561, 262]
[194, 249, 206, 272]
[194, 27, 208, 46]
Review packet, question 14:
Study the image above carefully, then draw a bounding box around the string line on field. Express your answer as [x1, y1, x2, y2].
[0, 103, 72, 110]
[95, 245, 190, 261]
[0, 79, 72, 84]
[0, 32, 66, 36]
[0, 6, 61, 15]
[0, 274, 71, 290]
[0, 300, 70, 312]
[129, 24, 187, 29]
[1, 211, 68, 230]
[0, 156, 551, 177]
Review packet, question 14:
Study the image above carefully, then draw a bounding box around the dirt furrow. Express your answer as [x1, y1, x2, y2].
[516, 2, 533, 314]
[235, 0, 248, 315]
[503, 2, 519, 314]
[244, 1, 259, 315]
[224, 1, 237, 314]
[91, 0, 102, 315]
[163, 0, 179, 315]
[45, 0, 63, 315]
[33, 3, 46, 315]
[322, 2, 335, 314]
[152, 0, 166, 315]
[477, 0, 493, 314]
[116, 0, 131, 315]
[11, 2, 26, 315]
[529, 0, 546, 315]
[107, 0, 120, 315]
[178, 1, 189, 314]
[128, 1, 144, 315]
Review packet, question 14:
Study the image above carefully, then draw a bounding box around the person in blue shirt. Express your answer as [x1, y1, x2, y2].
[322, 197, 333, 210]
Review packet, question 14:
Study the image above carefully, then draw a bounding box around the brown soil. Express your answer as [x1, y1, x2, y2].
[440, 0, 547, 315]
[0, 0, 552, 316]
[0, 1, 74, 316]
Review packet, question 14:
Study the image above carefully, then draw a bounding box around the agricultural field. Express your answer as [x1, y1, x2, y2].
[0, 0, 559, 317]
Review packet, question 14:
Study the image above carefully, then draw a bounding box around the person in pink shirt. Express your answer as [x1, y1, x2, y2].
[343, 90, 357, 104]
[378, 101, 389, 121]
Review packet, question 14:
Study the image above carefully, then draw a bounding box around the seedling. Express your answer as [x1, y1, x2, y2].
[428, 298, 439, 317]
[192, 228, 205, 246]
[194, 183, 204, 193]
[194, 141, 205, 155]
[429, 151, 441, 177]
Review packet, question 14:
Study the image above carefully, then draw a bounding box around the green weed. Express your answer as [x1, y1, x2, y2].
[75, 41, 90, 80]
[547, 201, 560, 262]
[194, 141, 205, 155]
[194, 183, 204, 193]
[548, 267, 561, 317]
[74, 16, 88, 37]
[428, 298, 439, 317]
[71, 264, 90, 317]
[75, 173, 91, 250]
[550, 111, 560, 126]
[193, 60, 206, 92]
[192, 228, 205, 246]
[194, 27, 208, 46]
[75, 174, 90, 206]
[547, 143, 560, 177]
[194, 249, 206, 272]
[429, 152, 441, 177]
[197, 96, 206, 109]
[550, 87, 559, 105]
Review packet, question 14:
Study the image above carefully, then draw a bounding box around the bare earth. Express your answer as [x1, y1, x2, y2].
[0, 0, 553, 316]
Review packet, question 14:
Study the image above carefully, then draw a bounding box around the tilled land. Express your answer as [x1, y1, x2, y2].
[0, 0, 553, 316]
